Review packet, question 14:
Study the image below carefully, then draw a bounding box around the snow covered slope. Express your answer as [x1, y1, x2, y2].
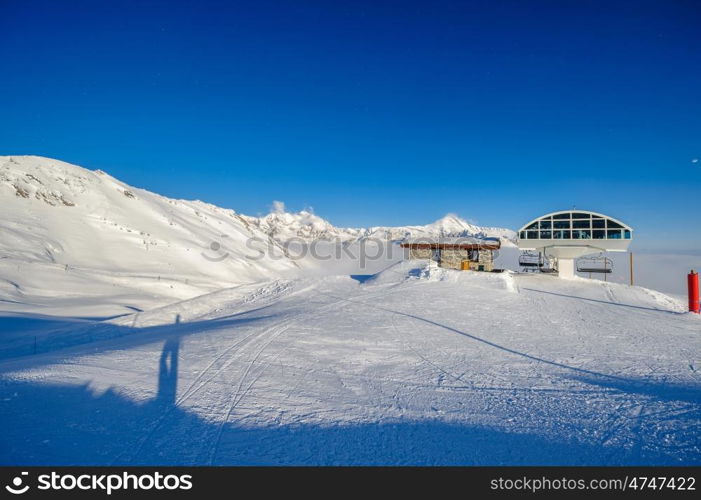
[0, 156, 312, 315]
[0, 264, 698, 465]
[0, 155, 514, 316]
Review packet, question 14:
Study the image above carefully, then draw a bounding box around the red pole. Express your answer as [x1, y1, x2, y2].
[689, 270, 700, 314]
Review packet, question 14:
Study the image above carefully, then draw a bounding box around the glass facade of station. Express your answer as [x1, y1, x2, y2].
[518, 212, 632, 241]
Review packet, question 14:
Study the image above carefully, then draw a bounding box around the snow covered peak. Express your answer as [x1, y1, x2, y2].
[2, 155, 96, 207]
[0, 155, 145, 209]
[425, 214, 483, 236]
[241, 208, 362, 241]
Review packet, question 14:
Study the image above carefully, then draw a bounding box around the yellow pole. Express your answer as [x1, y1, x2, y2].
[629, 252, 634, 286]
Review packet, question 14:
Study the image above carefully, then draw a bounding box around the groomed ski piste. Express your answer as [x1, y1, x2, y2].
[0, 156, 699, 465]
[1, 261, 699, 465]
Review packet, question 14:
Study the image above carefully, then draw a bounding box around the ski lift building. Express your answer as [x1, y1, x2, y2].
[516, 210, 633, 279]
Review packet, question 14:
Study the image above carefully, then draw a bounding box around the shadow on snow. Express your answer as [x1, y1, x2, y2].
[521, 287, 684, 314]
[2, 375, 698, 466]
[1, 332, 699, 466]
[1, 296, 699, 465]
[0, 310, 277, 367]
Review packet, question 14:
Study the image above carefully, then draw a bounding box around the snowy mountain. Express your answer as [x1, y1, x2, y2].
[240, 207, 362, 242]
[362, 213, 515, 242]
[0, 156, 309, 315]
[240, 202, 515, 244]
[0, 155, 514, 315]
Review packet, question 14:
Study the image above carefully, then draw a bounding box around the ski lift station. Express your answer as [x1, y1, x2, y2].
[516, 210, 633, 279]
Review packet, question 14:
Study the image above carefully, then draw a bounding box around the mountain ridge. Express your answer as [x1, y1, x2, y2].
[1, 155, 515, 245]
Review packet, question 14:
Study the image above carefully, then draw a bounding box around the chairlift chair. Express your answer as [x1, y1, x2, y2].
[576, 255, 613, 274]
[519, 251, 543, 272]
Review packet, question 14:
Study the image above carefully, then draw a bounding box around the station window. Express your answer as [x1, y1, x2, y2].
[520, 214, 631, 242]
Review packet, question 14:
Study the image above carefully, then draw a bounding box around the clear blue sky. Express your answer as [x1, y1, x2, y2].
[1, 0, 699, 251]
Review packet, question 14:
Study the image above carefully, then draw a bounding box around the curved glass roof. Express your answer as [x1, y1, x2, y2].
[517, 210, 632, 241]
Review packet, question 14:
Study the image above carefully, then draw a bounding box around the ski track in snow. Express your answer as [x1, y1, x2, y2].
[113, 287, 362, 464]
[1, 264, 699, 465]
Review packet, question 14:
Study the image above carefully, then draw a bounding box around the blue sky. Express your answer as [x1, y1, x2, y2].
[1, 0, 699, 251]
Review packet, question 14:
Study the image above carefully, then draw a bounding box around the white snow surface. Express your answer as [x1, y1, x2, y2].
[1, 156, 699, 465]
[1, 262, 699, 465]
